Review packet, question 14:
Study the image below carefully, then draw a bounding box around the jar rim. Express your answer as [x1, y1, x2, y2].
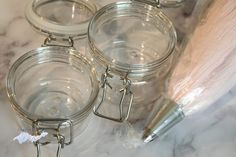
[88, 1, 177, 76]
[25, 0, 99, 39]
[6, 46, 99, 125]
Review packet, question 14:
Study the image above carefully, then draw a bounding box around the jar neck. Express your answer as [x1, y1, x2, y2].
[7, 46, 99, 126]
[88, 1, 177, 78]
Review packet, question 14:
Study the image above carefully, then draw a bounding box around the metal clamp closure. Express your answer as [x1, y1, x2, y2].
[42, 35, 74, 48]
[93, 67, 133, 122]
[133, 0, 185, 8]
[32, 119, 73, 157]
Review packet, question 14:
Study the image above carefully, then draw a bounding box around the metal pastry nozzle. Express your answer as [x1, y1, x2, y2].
[143, 97, 185, 143]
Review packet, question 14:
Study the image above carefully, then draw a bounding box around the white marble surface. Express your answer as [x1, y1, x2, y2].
[0, 0, 236, 157]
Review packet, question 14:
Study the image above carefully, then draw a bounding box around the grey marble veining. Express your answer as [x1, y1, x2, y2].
[0, 0, 236, 157]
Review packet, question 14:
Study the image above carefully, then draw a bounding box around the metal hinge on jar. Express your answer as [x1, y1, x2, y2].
[32, 119, 73, 157]
[93, 67, 133, 122]
[42, 35, 75, 48]
[133, 0, 185, 8]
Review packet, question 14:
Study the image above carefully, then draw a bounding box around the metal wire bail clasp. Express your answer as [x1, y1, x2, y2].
[93, 67, 134, 122]
[133, 0, 185, 8]
[42, 34, 75, 48]
[33, 119, 73, 157]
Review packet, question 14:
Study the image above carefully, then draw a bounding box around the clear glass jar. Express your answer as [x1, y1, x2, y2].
[88, 1, 177, 122]
[6, 47, 99, 156]
[7, 1, 102, 156]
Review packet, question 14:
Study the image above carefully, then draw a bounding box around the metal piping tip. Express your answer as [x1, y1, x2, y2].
[142, 97, 185, 143]
[143, 135, 154, 143]
[143, 131, 158, 143]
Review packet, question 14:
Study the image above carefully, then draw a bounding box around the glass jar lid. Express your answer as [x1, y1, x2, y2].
[88, 1, 177, 77]
[25, 0, 98, 38]
[7, 46, 99, 125]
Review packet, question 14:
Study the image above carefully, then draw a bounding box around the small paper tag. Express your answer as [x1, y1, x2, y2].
[13, 131, 48, 144]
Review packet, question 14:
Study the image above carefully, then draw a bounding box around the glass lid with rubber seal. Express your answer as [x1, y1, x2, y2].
[25, 0, 99, 38]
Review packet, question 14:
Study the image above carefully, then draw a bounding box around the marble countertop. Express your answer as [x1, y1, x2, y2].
[1, 0, 236, 157]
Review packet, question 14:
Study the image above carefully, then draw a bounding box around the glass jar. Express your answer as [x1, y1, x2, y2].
[25, 0, 99, 39]
[7, 0, 101, 156]
[88, 1, 177, 122]
[7, 46, 99, 157]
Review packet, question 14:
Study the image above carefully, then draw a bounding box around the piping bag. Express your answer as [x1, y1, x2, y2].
[143, 0, 236, 143]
